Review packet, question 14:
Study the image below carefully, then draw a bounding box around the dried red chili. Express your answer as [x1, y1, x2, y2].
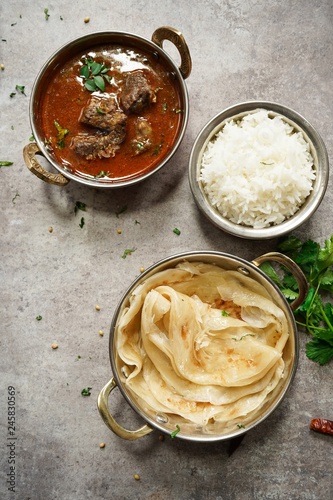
[310, 418, 333, 436]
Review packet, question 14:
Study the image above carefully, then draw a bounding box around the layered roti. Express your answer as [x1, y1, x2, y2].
[116, 261, 289, 430]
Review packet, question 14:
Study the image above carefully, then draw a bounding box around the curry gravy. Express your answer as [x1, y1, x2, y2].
[40, 44, 183, 181]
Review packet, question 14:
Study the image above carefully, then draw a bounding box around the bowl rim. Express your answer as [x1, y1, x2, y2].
[189, 100, 329, 239]
[29, 30, 190, 188]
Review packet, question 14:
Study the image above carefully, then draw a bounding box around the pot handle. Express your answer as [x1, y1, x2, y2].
[152, 26, 192, 80]
[97, 377, 154, 441]
[252, 251, 308, 311]
[23, 142, 70, 186]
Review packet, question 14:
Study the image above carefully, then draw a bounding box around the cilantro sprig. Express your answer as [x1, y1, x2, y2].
[260, 235, 333, 365]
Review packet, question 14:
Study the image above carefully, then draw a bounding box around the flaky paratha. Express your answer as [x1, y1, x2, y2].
[115, 261, 289, 429]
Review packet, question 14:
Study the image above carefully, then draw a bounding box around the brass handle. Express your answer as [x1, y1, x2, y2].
[252, 251, 308, 311]
[97, 378, 154, 441]
[152, 26, 192, 79]
[23, 142, 69, 186]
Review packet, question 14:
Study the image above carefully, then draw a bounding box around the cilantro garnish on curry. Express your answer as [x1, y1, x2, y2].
[40, 45, 184, 181]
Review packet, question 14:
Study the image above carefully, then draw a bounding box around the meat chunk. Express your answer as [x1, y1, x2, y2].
[80, 97, 127, 131]
[72, 96, 127, 160]
[71, 127, 126, 160]
[120, 72, 156, 114]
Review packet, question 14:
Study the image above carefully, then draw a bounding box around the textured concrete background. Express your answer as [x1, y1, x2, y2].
[0, 1, 332, 499]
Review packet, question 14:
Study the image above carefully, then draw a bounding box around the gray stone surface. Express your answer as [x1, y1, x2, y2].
[1, 1, 332, 499]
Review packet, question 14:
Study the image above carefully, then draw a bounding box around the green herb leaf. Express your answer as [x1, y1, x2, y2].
[91, 62, 102, 75]
[122, 248, 136, 259]
[0, 161, 13, 167]
[260, 234, 333, 365]
[36, 315, 42, 321]
[85, 79, 96, 92]
[94, 170, 109, 178]
[170, 424, 180, 438]
[221, 310, 229, 317]
[306, 338, 333, 365]
[115, 205, 127, 218]
[233, 334, 255, 341]
[44, 8, 50, 20]
[258, 261, 283, 287]
[79, 65, 90, 79]
[15, 85, 26, 95]
[81, 387, 92, 396]
[237, 424, 246, 429]
[173, 228, 181, 235]
[74, 201, 87, 214]
[79, 217, 85, 229]
[54, 120, 69, 148]
[94, 75, 105, 92]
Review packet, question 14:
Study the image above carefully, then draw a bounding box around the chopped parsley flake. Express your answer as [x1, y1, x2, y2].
[12, 192, 20, 204]
[15, 85, 26, 95]
[170, 425, 181, 439]
[115, 205, 127, 218]
[95, 170, 109, 178]
[74, 201, 87, 214]
[54, 120, 69, 148]
[122, 248, 136, 259]
[81, 387, 92, 396]
[232, 334, 255, 341]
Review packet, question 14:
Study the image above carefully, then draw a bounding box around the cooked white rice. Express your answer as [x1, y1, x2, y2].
[199, 109, 316, 229]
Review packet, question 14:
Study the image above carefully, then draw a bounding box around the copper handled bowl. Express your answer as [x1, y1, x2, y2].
[98, 250, 308, 443]
[23, 27, 191, 188]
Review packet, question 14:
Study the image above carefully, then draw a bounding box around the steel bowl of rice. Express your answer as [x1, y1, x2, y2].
[189, 101, 329, 239]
